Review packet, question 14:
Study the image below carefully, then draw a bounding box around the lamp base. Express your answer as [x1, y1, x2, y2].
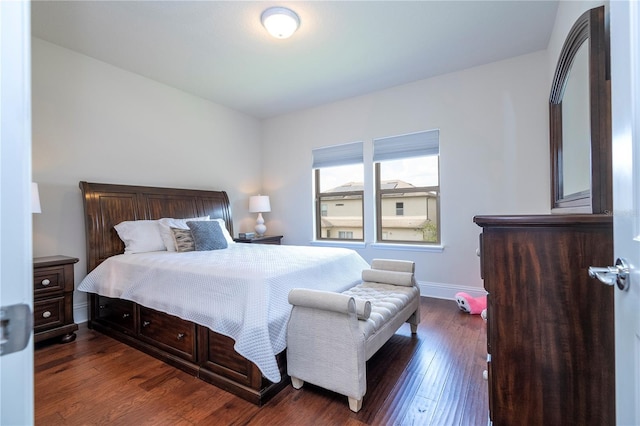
[255, 213, 267, 237]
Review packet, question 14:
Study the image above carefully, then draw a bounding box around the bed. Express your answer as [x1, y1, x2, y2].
[78, 181, 369, 405]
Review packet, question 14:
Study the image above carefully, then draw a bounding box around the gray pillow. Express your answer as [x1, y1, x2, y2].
[187, 220, 228, 251]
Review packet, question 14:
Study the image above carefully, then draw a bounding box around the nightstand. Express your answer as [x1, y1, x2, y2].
[233, 235, 283, 245]
[33, 255, 79, 343]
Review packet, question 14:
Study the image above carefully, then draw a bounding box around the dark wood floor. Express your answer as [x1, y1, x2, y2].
[34, 297, 488, 425]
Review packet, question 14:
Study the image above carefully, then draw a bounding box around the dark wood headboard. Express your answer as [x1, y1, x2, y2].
[79, 181, 233, 273]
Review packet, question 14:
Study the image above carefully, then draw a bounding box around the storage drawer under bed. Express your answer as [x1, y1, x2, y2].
[95, 296, 136, 334]
[138, 306, 197, 362]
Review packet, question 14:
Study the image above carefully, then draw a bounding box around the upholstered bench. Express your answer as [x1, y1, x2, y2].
[286, 259, 420, 412]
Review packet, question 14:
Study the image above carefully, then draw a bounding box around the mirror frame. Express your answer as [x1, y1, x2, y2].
[549, 5, 611, 214]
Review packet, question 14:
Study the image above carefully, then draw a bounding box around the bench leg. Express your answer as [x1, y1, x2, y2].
[291, 377, 304, 389]
[348, 397, 363, 413]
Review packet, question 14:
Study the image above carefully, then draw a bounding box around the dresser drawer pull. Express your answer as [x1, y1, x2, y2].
[99, 304, 107, 309]
[177, 333, 185, 340]
[122, 313, 130, 319]
[142, 320, 150, 328]
[41, 279, 51, 286]
[42, 311, 52, 319]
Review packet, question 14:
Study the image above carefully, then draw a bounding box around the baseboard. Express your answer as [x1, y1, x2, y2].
[74, 301, 88, 324]
[418, 280, 487, 300]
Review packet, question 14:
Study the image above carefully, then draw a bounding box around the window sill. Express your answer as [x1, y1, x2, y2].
[369, 243, 444, 253]
[309, 240, 367, 249]
[309, 240, 444, 252]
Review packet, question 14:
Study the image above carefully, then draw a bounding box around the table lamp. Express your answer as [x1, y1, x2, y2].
[249, 195, 271, 236]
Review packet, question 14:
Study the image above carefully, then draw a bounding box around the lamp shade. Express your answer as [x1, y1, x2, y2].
[31, 182, 42, 214]
[261, 7, 300, 39]
[249, 195, 271, 213]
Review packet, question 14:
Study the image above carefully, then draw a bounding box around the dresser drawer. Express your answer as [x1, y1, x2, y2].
[96, 296, 136, 333]
[33, 266, 65, 296]
[34, 297, 64, 330]
[139, 307, 196, 361]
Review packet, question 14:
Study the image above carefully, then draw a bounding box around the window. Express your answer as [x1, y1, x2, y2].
[374, 130, 440, 244]
[312, 142, 364, 241]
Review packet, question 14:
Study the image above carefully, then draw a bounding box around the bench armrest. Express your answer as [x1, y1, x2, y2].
[362, 269, 414, 287]
[289, 288, 371, 320]
[371, 258, 415, 273]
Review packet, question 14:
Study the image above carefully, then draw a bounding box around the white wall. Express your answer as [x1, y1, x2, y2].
[261, 50, 550, 297]
[33, 0, 606, 308]
[31, 38, 263, 321]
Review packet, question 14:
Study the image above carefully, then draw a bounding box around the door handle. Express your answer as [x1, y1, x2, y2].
[588, 258, 630, 291]
[0, 304, 33, 356]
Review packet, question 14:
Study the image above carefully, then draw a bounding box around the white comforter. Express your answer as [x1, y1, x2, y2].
[78, 244, 369, 382]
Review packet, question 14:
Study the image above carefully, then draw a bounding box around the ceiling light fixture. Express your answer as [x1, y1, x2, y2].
[261, 7, 300, 39]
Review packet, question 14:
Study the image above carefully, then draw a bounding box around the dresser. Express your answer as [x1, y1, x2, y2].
[33, 255, 79, 343]
[474, 215, 614, 425]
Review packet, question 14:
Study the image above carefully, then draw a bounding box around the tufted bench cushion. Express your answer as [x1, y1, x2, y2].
[344, 282, 420, 358]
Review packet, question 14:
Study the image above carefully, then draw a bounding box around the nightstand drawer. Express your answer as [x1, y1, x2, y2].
[233, 235, 283, 245]
[254, 238, 281, 245]
[34, 297, 64, 330]
[34, 267, 65, 296]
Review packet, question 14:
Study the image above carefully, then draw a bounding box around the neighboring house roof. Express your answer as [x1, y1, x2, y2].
[379, 180, 416, 190]
[322, 179, 436, 200]
[322, 216, 430, 228]
[324, 182, 365, 193]
[325, 180, 413, 194]
[322, 180, 436, 200]
[379, 216, 430, 228]
[321, 217, 362, 228]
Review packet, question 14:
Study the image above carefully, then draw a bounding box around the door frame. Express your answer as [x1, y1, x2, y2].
[0, 0, 34, 424]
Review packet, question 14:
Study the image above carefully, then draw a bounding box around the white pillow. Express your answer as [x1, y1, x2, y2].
[114, 220, 165, 254]
[158, 216, 209, 251]
[211, 218, 235, 245]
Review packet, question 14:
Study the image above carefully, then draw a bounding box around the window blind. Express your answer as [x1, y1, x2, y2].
[373, 129, 439, 162]
[312, 141, 363, 168]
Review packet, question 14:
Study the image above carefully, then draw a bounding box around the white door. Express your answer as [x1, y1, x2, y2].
[0, 0, 34, 424]
[610, 1, 640, 425]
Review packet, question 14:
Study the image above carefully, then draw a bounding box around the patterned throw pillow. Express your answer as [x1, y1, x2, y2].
[170, 227, 195, 252]
[187, 220, 228, 251]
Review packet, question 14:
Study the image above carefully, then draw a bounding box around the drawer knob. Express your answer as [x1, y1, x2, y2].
[41, 279, 51, 286]
[122, 313, 130, 319]
[142, 320, 150, 328]
[177, 333, 185, 340]
[42, 311, 51, 319]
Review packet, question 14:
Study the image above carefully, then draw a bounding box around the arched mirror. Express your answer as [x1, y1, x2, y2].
[550, 5, 611, 213]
